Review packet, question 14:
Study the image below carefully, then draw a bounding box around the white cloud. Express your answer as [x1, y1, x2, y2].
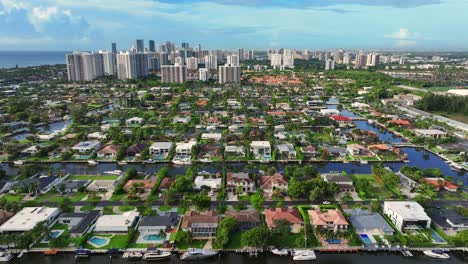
[385, 28, 420, 46]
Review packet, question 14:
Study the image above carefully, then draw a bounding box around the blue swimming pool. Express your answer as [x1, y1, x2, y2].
[143, 234, 164, 241]
[326, 239, 342, 244]
[360, 234, 372, 244]
[89, 236, 109, 247]
[431, 230, 447, 244]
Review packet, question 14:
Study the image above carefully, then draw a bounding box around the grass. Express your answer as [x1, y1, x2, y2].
[70, 193, 87, 202]
[68, 175, 120, 181]
[158, 205, 172, 212]
[85, 234, 130, 249]
[1, 194, 24, 203]
[103, 206, 116, 215]
[352, 174, 395, 200]
[177, 239, 207, 250]
[109, 194, 125, 202]
[118, 205, 135, 212]
[226, 231, 242, 249]
[80, 205, 96, 212]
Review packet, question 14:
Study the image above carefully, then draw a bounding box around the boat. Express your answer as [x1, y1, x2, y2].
[180, 248, 218, 260]
[16, 250, 27, 259]
[117, 161, 128, 165]
[142, 250, 172, 260]
[87, 160, 98, 166]
[44, 249, 58, 256]
[271, 248, 289, 256]
[13, 160, 24, 166]
[122, 251, 143, 260]
[450, 163, 463, 171]
[103, 170, 123, 175]
[292, 250, 316, 261]
[75, 248, 91, 258]
[0, 250, 13, 262]
[360, 160, 368, 164]
[106, 248, 120, 254]
[423, 250, 450, 259]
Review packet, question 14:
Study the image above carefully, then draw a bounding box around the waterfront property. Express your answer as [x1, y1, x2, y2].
[225, 210, 261, 231]
[383, 201, 431, 232]
[0, 207, 60, 232]
[264, 208, 303, 233]
[345, 209, 394, 236]
[181, 210, 219, 238]
[308, 209, 349, 232]
[94, 211, 140, 233]
[57, 210, 101, 237]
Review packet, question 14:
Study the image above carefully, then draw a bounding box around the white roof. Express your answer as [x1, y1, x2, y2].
[384, 201, 430, 221]
[150, 142, 173, 149]
[0, 207, 59, 232]
[176, 141, 197, 150]
[414, 129, 447, 135]
[251, 141, 271, 148]
[194, 176, 222, 189]
[94, 211, 140, 232]
[201, 133, 222, 141]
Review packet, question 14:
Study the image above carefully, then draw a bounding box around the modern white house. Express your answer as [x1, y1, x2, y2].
[194, 176, 222, 190]
[414, 129, 447, 139]
[125, 117, 144, 126]
[250, 141, 271, 160]
[71, 140, 101, 154]
[94, 211, 140, 233]
[149, 142, 173, 159]
[0, 207, 60, 232]
[174, 141, 197, 160]
[383, 201, 431, 232]
[201, 133, 222, 141]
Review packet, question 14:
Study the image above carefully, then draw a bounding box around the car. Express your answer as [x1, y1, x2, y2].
[322, 201, 331, 205]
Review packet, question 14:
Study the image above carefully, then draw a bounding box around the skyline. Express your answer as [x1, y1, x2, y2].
[0, 0, 468, 51]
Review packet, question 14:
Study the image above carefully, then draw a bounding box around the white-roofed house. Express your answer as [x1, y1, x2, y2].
[93, 211, 140, 233]
[0, 207, 60, 232]
[383, 201, 431, 232]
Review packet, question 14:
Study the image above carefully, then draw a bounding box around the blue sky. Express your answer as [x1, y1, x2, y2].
[0, 0, 467, 50]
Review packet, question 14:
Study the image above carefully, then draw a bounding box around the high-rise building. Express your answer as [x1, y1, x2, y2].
[199, 68, 210, 81]
[148, 54, 160, 71]
[355, 53, 368, 68]
[116, 51, 137, 80]
[99, 51, 116, 76]
[248, 50, 255, 60]
[219, 64, 241, 84]
[238, 48, 244, 61]
[367, 53, 380, 67]
[282, 54, 294, 67]
[135, 53, 149, 77]
[66, 52, 105, 81]
[342, 52, 351, 64]
[161, 63, 187, 83]
[333, 50, 343, 63]
[159, 53, 169, 66]
[111, 43, 117, 54]
[325, 59, 335, 70]
[149, 40, 155, 52]
[182, 42, 189, 49]
[135, 39, 144, 53]
[186, 57, 198, 70]
[204, 55, 218, 70]
[227, 55, 240, 66]
[270, 54, 282, 67]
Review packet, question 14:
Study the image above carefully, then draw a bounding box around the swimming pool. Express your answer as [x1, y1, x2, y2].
[326, 239, 342, 244]
[360, 234, 373, 244]
[87, 236, 110, 248]
[143, 234, 164, 241]
[431, 230, 447, 244]
[41, 230, 64, 243]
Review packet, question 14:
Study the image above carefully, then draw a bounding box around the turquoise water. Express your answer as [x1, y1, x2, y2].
[143, 234, 164, 241]
[50, 230, 62, 238]
[89, 236, 108, 246]
[431, 230, 447, 244]
[360, 234, 373, 244]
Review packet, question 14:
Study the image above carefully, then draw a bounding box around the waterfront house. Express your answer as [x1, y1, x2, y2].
[0, 210, 15, 226]
[345, 209, 394, 235]
[422, 178, 458, 192]
[126, 143, 148, 157]
[225, 210, 261, 231]
[300, 145, 318, 159]
[86, 180, 117, 193]
[259, 173, 289, 198]
[13, 176, 60, 195]
[94, 211, 140, 233]
[224, 145, 246, 158]
[55, 180, 90, 194]
[138, 213, 180, 233]
[250, 141, 271, 160]
[0, 207, 60, 232]
[383, 201, 431, 232]
[159, 178, 175, 191]
[275, 143, 297, 160]
[226, 172, 255, 195]
[174, 141, 197, 160]
[181, 211, 219, 238]
[194, 176, 222, 191]
[125, 117, 144, 126]
[71, 140, 101, 154]
[427, 207, 468, 233]
[308, 209, 349, 232]
[97, 144, 119, 158]
[414, 129, 448, 139]
[123, 179, 156, 193]
[387, 119, 412, 128]
[321, 173, 355, 192]
[264, 208, 304, 233]
[58, 210, 101, 237]
[346, 143, 369, 156]
[149, 142, 173, 159]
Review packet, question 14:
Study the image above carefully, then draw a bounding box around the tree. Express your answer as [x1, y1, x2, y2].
[250, 192, 265, 211]
[215, 217, 237, 248]
[370, 201, 381, 212]
[175, 230, 192, 246]
[241, 227, 269, 248]
[192, 194, 211, 211]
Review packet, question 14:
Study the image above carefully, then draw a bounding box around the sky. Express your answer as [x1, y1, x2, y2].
[0, 0, 467, 51]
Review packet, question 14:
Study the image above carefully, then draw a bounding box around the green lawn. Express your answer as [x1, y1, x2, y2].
[103, 206, 116, 215]
[85, 234, 130, 249]
[352, 174, 395, 200]
[176, 238, 207, 249]
[80, 205, 96, 212]
[109, 194, 125, 202]
[118, 205, 135, 212]
[1, 194, 24, 203]
[71, 193, 87, 202]
[68, 175, 120, 181]
[227, 232, 242, 249]
[158, 205, 172, 212]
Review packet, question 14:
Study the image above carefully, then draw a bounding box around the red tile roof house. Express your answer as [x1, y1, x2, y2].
[158, 178, 175, 191]
[330, 115, 352, 125]
[308, 209, 349, 232]
[264, 208, 304, 233]
[123, 179, 156, 193]
[423, 178, 459, 192]
[259, 173, 289, 199]
[225, 210, 261, 231]
[181, 211, 219, 238]
[387, 119, 412, 128]
[97, 144, 119, 158]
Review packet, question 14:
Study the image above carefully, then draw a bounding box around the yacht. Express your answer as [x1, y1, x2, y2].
[103, 170, 123, 175]
[292, 250, 316, 261]
[117, 161, 128, 165]
[13, 160, 24, 166]
[180, 248, 218, 260]
[271, 248, 289, 256]
[75, 248, 91, 258]
[423, 250, 450, 259]
[142, 250, 171, 260]
[0, 250, 13, 262]
[87, 160, 98, 166]
[122, 251, 143, 260]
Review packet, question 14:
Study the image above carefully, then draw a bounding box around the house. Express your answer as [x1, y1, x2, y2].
[383, 201, 431, 232]
[138, 213, 179, 233]
[346, 144, 368, 156]
[126, 143, 147, 157]
[264, 208, 303, 233]
[173, 116, 191, 124]
[224, 145, 246, 157]
[126, 117, 144, 126]
[181, 211, 219, 238]
[275, 143, 297, 159]
[87, 132, 107, 140]
[330, 115, 352, 125]
[321, 172, 355, 192]
[201, 133, 222, 141]
[226, 172, 255, 195]
[301, 145, 318, 158]
[308, 209, 349, 232]
[368, 144, 392, 153]
[14, 176, 60, 195]
[0, 207, 60, 232]
[55, 180, 90, 193]
[225, 210, 261, 231]
[20, 145, 39, 157]
[174, 141, 197, 160]
[149, 142, 173, 159]
[94, 211, 140, 233]
[422, 178, 458, 192]
[250, 141, 271, 160]
[97, 145, 119, 158]
[414, 129, 447, 139]
[159, 178, 175, 191]
[86, 180, 117, 193]
[427, 207, 468, 233]
[387, 119, 411, 128]
[72, 140, 101, 154]
[345, 209, 394, 235]
[58, 210, 101, 237]
[123, 179, 156, 193]
[320, 109, 340, 116]
[259, 173, 289, 198]
[194, 176, 222, 191]
[322, 145, 346, 159]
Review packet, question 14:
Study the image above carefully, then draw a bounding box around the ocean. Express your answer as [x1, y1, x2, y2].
[0, 51, 69, 69]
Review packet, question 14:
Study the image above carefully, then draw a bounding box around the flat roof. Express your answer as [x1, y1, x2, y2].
[385, 201, 430, 221]
[0, 207, 59, 232]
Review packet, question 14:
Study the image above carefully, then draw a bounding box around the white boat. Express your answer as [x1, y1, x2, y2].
[423, 250, 450, 259]
[172, 158, 191, 165]
[360, 160, 368, 164]
[180, 248, 218, 261]
[87, 160, 98, 166]
[292, 250, 316, 261]
[0, 251, 14, 262]
[142, 250, 171, 260]
[271, 248, 289, 256]
[103, 170, 123, 175]
[117, 161, 128, 165]
[122, 251, 142, 260]
[13, 160, 24, 166]
[199, 158, 213, 163]
[450, 163, 463, 171]
[368, 119, 374, 124]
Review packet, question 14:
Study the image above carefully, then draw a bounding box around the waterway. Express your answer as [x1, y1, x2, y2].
[8, 252, 468, 264]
